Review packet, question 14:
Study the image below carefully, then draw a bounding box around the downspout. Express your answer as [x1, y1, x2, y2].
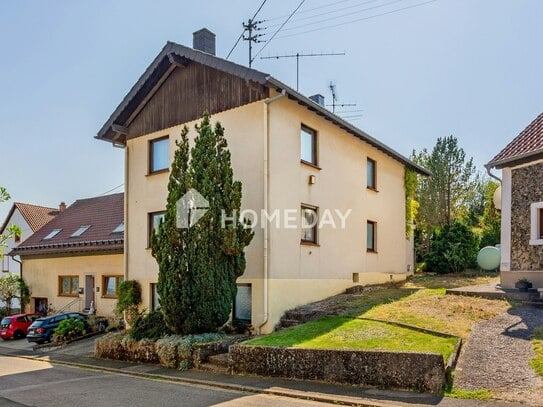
[258, 89, 286, 334]
[124, 143, 129, 281]
[485, 164, 502, 183]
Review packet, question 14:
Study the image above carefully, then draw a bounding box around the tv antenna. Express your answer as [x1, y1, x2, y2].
[328, 81, 356, 113]
[242, 19, 266, 67]
[261, 52, 345, 91]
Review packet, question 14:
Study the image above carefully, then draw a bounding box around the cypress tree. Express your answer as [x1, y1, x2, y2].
[151, 114, 253, 334]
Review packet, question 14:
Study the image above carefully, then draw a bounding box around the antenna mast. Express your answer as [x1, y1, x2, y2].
[328, 81, 356, 113]
[261, 52, 345, 91]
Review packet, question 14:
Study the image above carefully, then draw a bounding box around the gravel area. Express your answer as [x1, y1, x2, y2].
[454, 306, 543, 405]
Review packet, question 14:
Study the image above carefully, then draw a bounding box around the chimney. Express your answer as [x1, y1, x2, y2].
[309, 94, 325, 107]
[59, 202, 66, 212]
[193, 28, 216, 56]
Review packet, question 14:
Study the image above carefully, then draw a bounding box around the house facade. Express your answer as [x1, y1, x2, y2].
[487, 111, 543, 289]
[10, 194, 124, 316]
[96, 30, 428, 333]
[1, 202, 58, 310]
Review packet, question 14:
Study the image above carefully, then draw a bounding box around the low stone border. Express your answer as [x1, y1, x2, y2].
[230, 318, 462, 394]
[95, 333, 249, 369]
[230, 345, 446, 393]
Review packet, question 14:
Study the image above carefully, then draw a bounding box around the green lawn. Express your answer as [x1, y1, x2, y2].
[245, 316, 458, 361]
[531, 326, 543, 377]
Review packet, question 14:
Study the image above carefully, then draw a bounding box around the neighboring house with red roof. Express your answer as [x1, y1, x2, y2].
[10, 193, 124, 317]
[487, 111, 543, 289]
[1, 202, 59, 310]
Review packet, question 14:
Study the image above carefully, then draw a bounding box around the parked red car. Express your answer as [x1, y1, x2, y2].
[0, 313, 41, 340]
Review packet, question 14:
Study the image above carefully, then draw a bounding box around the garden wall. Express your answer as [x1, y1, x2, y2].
[229, 345, 447, 393]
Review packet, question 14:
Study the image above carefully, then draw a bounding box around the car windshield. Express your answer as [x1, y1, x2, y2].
[1, 318, 11, 327]
[30, 320, 44, 327]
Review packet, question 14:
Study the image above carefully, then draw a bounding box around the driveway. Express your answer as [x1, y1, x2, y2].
[454, 306, 543, 405]
[0, 338, 34, 352]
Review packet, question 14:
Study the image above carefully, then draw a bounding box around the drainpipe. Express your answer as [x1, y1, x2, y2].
[258, 89, 286, 334]
[124, 144, 129, 281]
[485, 164, 501, 183]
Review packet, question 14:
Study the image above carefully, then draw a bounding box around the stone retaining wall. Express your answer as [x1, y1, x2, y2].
[229, 345, 447, 393]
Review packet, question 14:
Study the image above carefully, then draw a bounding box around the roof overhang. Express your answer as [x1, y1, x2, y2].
[486, 148, 543, 170]
[96, 42, 429, 176]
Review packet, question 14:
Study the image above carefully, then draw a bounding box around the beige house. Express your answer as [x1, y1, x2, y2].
[96, 29, 428, 333]
[10, 194, 124, 317]
[487, 111, 543, 289]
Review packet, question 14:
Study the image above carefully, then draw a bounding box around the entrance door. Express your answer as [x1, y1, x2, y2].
[85, 275, 95, 310]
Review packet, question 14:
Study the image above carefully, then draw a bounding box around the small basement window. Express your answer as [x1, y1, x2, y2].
[71, 225, 91, 237]
[43, 229, 62, 240]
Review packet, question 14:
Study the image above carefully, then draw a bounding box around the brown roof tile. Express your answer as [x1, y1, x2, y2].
[10, 193, 124, 257]
[0, 203, 58, 235]
[488, 111, 543, 168]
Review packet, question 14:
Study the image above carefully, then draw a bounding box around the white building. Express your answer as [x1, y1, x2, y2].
[1, 202, 59, 310]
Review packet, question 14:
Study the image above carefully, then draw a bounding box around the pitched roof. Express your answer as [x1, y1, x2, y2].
[10, 193, 124, 257]
[96, 41, 429, 176]
[487, 111, 543, 169]
[0, 202, 58, 235]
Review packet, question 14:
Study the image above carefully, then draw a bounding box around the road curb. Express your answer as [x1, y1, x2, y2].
[0, 352, 392, 407]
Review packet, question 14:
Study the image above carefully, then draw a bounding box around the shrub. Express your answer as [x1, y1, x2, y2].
[116, 280, 142, 322]
[425, 221, 479, 274]
[155, 333, 226, 369]
[129, 310, 172, 341]
[54, 318, 87, 342]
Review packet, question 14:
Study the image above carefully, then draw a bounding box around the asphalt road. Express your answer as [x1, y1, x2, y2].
[0, 356, 334, 407]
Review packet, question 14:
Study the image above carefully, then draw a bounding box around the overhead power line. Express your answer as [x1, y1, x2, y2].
[276, 0, 438, 39]
[252, 0, 306, 62]
[276, 0, 407, 33]
[266, 0, 391, 28]
[226, 0, 268, 60]
[265, 0, 370, 22]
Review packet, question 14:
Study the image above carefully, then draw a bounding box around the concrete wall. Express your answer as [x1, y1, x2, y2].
[125, 96, 411, 333]
[22, 253, 123, 317]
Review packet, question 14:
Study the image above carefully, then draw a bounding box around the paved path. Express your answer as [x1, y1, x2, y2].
[454, 306, 543, 405]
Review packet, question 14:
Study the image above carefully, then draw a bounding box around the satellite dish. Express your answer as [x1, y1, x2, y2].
[493, 186, 502, 210]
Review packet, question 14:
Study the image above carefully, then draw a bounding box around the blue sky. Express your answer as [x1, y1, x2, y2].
[1, 0, 542, 220]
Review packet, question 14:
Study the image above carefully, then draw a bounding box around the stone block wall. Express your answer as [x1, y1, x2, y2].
[511, 162, 543, 271]
[230, 345, 447, 393]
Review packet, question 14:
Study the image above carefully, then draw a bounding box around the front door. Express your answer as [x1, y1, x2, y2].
[85, 275, 95, 310]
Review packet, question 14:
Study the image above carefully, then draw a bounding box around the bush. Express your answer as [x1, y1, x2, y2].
[54, 318, 87, 342]
[425, 221, 479, 274]
[155, 333, 225, 369]
[116, 280, 142, 321]
[129, 310, 172, 341]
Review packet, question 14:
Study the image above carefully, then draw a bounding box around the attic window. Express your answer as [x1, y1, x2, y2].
[43, 229, 62, 240]
[71, 225, 91, 237]
[112, 223, 124, 234]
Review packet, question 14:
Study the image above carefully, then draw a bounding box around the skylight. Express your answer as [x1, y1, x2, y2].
[71, 225, 91, 237]
[112, 223, 124, 234]
[43, 229, 62, 240]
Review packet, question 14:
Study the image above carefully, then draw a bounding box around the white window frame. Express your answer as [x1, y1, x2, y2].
[529, 202, 543, 245]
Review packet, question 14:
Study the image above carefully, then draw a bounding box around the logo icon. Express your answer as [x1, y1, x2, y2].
[176, 188, 209, 228]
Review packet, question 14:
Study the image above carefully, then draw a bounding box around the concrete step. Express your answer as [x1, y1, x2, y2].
[207, 353, 229, 368]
